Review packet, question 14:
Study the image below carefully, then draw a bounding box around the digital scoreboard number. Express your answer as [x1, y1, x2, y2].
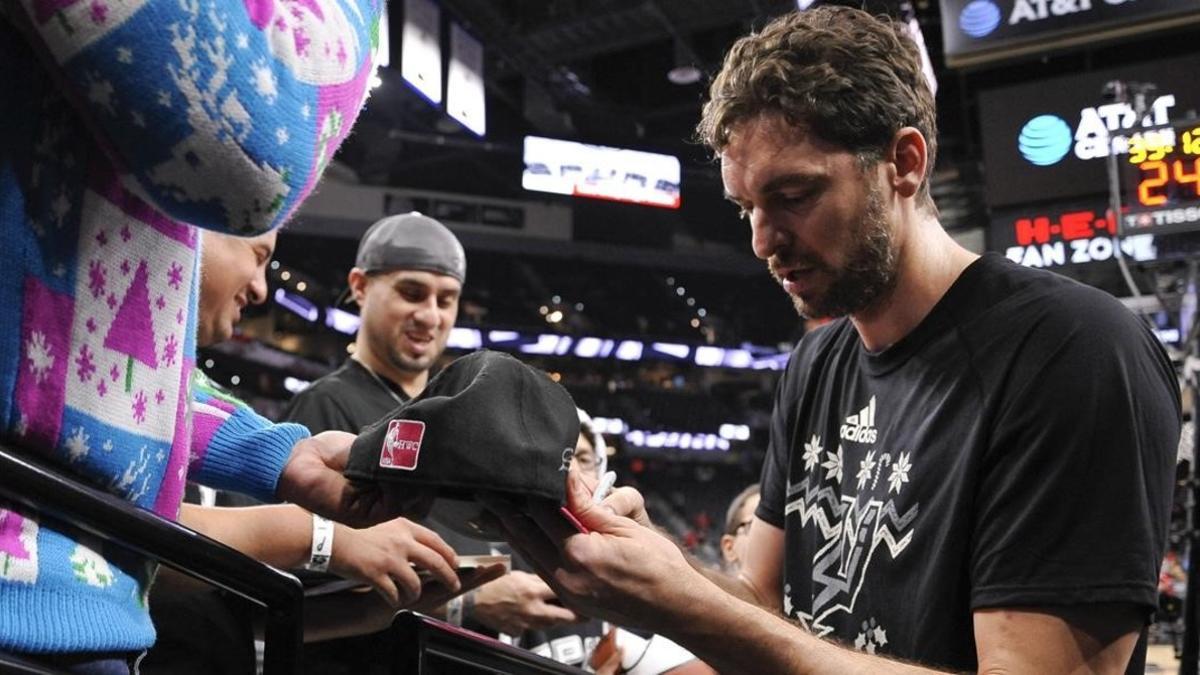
[1123, 121, 1200, 236]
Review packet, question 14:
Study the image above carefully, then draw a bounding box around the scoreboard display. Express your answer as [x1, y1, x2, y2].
[1122, 121, 1200, 236]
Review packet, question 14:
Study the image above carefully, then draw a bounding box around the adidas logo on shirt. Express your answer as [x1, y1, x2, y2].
[839, 396, 878, 444]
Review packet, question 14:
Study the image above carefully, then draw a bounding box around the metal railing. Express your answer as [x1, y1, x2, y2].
[0, 440, 304, 674]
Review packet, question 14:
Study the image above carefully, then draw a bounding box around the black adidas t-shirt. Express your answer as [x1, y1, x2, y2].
[758, 254, 1180, 671]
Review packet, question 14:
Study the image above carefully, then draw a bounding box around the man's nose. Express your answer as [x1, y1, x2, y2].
[750, 211, 789, 261]
[411, 297, 441, 327]
[248, 269, 268, 305]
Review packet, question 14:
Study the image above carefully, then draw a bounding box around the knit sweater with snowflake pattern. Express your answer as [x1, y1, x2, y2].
[0, 0, 380, 654]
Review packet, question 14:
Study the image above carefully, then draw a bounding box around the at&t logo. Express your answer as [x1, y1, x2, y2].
[1017, 96, 1177, 167]
[961, 0, 1139, 39]
[959, 0, 1002, 38]
[1018, 115, 1072, 166]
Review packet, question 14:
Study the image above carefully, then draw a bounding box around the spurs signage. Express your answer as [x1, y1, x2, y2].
[978, 53, 1200, 208]
[939, 0, 1200, 65]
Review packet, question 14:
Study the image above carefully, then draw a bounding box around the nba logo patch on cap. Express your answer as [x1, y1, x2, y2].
[381, 420, 425, 470]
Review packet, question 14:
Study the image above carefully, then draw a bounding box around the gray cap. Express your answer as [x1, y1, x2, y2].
[355, 212, 466, 282]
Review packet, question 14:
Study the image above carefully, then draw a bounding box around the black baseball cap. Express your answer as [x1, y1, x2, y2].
[344, 350, 580, 540]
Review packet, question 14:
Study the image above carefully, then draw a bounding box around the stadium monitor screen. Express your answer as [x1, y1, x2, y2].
[940, 0, 1200, 68]
[977, 53, 1200, 209]
[522, 136, 681, 209]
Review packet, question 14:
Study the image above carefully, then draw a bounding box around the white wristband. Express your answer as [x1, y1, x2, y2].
[305, 515, 334, 572]
[446, 595, 464, 626]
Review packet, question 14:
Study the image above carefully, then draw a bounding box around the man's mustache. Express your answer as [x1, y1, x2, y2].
[768, 254, 826, 280]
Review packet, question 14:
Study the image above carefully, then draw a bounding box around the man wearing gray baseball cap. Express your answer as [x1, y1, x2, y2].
[285, 212, 466, 430]
[283, 213, 583, 646]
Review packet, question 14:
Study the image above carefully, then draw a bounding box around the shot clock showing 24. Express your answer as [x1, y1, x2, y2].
[1124, 121, 1200, 236]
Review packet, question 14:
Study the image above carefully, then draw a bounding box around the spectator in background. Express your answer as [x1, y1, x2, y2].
[510, 410, 608, 668]
[530, 412, 712, 675]
[0, 0, 405, 668]
[719, 484, 760, 574]
[282, 213, 583, 658]
[283, 212, 466, 426]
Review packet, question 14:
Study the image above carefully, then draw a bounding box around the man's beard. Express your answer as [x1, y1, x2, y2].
[771, 185, 899, 320]
[386, 342, 441, 374]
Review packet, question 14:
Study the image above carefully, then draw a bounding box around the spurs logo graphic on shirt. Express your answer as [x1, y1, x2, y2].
[839, 396, 879, 444]
[784, 433, 919, 640]
[380, 420, 424, 471]
[854, 617, 890, 655]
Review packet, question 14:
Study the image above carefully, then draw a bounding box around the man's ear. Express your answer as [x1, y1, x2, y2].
[889, 127, 928, 201]
[347, 267, 369, 306]
[720, 533, 737, 564]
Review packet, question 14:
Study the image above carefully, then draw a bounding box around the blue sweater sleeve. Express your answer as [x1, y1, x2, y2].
[190, 372, 310, 502]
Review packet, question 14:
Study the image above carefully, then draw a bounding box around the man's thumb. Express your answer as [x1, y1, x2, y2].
[565, 466, 621, 533]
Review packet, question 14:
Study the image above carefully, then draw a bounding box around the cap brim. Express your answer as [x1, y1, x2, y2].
[429, 493, 563, 542]
[428, 498, 504, 541]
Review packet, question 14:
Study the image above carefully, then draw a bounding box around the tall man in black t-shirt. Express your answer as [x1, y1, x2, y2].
[497, 7, 1181, 674]
[283, 213, 583, 642]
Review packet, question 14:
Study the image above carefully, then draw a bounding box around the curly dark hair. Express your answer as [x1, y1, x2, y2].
[697, 6, 937, 209]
